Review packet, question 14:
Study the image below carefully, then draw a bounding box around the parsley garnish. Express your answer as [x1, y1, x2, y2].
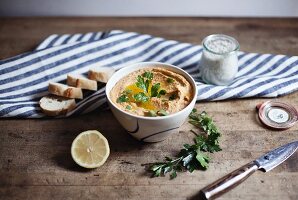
[151, 84, 167, 98]
[118, 71, 168, 113]
[189, 109, 221, 152]
[125, 105, 132, 110]
[167, 78, 174, 83]
[136, 75, 148, 93]
[157, 109, 168, 116]
[147, 110, 157, 117]
[169, 93, 177, 100]
[148, 109, 221, 179]
[136, 72, 154, 93]
[135, 71, 166, 101]
[151, 83, 160, 97]
[159, 90, 166, 95]
[117, 90, 132, 103]
[142, 72, 153, 80]
[157, 90, 166, 98]
[133, 92, 149, 103]
[117, 94, 129, 103]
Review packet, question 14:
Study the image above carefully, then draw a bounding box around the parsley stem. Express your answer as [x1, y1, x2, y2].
[190, 129, 199, 136]
[171, 156, 184, 165]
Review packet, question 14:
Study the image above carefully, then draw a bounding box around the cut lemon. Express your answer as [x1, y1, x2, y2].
[71, 130, 110, 168]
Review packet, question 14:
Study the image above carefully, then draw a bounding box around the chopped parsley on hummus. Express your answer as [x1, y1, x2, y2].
[110, 67, 193, 117]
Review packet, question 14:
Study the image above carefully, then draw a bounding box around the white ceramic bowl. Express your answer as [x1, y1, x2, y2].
[105, 62, 198, 142]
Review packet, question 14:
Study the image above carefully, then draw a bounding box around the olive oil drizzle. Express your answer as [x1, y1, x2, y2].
[117, 71, 174, 114]
[125, 84, 156, 110]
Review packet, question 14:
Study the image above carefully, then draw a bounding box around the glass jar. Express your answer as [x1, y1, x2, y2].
[200, 34, 240, 85]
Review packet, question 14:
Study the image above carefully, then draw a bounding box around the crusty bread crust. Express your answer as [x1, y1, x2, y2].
[88, 67, 115, 83]
[48, 82, 83, 99]
[67, 74, 97, 91]
[39, 95, 76, 116]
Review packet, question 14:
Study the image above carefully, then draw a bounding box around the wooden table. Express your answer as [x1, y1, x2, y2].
[0, 17, 297, 200]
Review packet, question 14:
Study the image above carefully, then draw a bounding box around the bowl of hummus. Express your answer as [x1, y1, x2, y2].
[106, 62, 197, 142]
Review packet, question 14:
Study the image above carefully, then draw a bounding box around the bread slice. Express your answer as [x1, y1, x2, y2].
[88, 67, 115, 83]
[39, 95, 76, 116]
[67, 74, 97, 91]
[48, 82, 83, 99]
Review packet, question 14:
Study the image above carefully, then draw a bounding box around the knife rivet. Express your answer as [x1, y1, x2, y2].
[264, 155, 270, 160]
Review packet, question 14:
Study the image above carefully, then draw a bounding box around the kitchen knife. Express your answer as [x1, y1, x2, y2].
[200, 141, 298, 200]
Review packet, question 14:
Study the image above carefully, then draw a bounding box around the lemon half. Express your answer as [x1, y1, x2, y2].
[71, 130, 110, 168]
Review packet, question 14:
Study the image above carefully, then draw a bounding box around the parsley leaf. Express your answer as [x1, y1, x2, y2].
[159, 90, 166, 95]
[147, 109, 221, 179]
[157, 110, 168, 116]
[142, 72, 153, 80]
[125, 89, 132, 94]
[149, 157, 183, 179]
[125, 105, 132, 110]
[167, 78, 175, 83]
[136, 75, 147, 92]
[196, 149, 210, 169]
[169, 93, 177, 100]
[145, 80, 150, 93]
[117, 94, 129, 103]
[135, 71, 167, 99]
[147, 110, 157, 117]
[117, 90, 132, 103]
[157, 89, 167, 98]
[133, 92, 149, 103]
[189, 109, 222, 153]
[151, 83, 160, 97]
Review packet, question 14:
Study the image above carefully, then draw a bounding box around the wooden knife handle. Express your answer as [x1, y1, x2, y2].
[200, 161, 259, 200]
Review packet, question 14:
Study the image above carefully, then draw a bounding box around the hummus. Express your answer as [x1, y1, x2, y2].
[110, 67, 193, 117]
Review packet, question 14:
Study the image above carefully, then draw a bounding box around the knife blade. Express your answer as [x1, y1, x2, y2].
[255, 141, 298, 172]
[200, 141, 298, 200]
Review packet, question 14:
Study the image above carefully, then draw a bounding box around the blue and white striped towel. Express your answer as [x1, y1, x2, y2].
[0, 30, 297, 118]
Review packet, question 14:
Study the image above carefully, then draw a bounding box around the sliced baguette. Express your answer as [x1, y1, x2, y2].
[39, 95, 76, 116]
[67, 74, 97, 91]
[48, 82, 83, 99]
[88, 67, 115, 83]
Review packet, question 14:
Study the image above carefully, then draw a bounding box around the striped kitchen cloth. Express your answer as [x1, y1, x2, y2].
[0, 30, 297, 118]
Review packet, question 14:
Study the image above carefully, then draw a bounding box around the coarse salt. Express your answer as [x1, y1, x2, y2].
[200, 34, 239, 86]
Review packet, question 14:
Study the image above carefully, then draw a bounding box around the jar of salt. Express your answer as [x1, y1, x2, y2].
[200, 34, 240, 85]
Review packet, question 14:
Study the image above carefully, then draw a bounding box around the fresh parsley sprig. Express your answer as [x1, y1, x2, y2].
[151, 83, 166, 97]
[136, 72, 167, 99]
[136, 72, 153, 94]
[149, 109, 221, 179]
[146, 109, 169, 117]
[136, 75, 149, 93]
[133, 92, 149, 103]
[189, 109, 222, 152]
[116, 90, 132, 103]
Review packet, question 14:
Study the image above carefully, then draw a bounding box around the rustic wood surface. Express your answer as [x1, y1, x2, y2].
[0, 17, 297, 200]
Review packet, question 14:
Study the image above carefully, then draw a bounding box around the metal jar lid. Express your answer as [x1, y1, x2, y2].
[256, 101, 298, 129]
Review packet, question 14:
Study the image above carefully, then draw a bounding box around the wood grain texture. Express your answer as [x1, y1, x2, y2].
[0, 17, 297, 200]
